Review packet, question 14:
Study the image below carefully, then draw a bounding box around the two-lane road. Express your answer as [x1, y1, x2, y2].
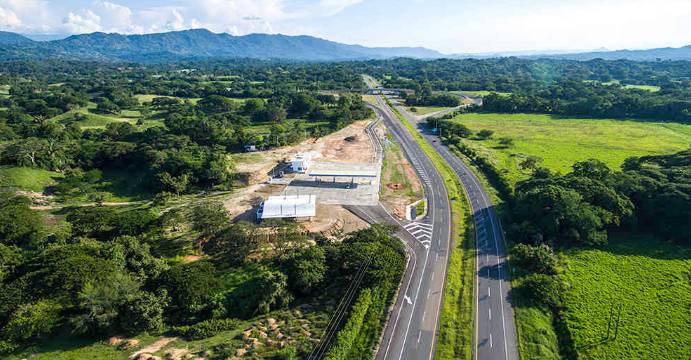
[366, 93, 452, 360]
[396, 104, 519, 360]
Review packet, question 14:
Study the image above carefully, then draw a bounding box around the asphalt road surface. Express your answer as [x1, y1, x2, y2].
[362, 93, 453, 360]
[396, 103, 519, 360]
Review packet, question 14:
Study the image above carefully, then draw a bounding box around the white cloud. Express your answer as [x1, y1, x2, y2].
[0, 0, 54, 32]
[0, 6, 21, 28]
[0, 0, 365, 36]
[63, 9, 101, 34]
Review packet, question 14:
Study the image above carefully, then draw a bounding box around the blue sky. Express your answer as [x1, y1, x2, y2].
[0, 0, 689, 53]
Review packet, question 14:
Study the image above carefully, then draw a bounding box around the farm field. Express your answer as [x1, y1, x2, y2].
[449, 113, 691, 184]
[560, 235, 691, 359]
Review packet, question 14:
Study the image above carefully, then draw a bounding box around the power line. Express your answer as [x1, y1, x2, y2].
[307, 257, 372, 360]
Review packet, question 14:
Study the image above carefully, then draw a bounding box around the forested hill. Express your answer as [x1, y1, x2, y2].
[537, 45, 691, 61]
[0, 29, 442, 62]
[0, 31, 33, 46]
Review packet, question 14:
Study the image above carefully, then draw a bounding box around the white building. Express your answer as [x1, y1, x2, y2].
[257, 194, 316, 221]
[290, 152, 312, 173]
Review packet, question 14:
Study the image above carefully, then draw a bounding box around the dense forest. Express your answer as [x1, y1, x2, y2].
[370, 58, 691, 122]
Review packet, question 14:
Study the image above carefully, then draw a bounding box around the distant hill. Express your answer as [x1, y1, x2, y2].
[0, 29, 443, 62]
[0, 31, 34, 45]
[534, 45, 691, 61]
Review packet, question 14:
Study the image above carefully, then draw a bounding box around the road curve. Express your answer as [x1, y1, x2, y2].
[395, 105, 519, 360]
[365, 93, 453, 360]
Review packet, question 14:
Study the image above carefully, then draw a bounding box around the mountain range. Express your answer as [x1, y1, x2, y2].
[0, 29, 441, 62]
[0, 29, 689, 62]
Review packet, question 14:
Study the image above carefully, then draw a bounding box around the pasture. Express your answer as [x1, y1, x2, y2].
[449, 113, 691, 184]
[560, 235, 690, 359]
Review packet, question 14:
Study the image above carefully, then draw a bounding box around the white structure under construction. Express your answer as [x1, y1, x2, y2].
[256, 194, 316, 221]
[290, 152, 312, 173]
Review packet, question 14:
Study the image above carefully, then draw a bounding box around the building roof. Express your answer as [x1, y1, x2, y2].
[307, 162, 378, 178]
[261, 194, 316, 219]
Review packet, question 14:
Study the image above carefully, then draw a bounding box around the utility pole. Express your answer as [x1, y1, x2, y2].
[613, 304, 622, 340]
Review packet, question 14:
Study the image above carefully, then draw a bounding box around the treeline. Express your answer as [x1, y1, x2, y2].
[481, 80, 691, 122]
[364, 57, 691, 92]
[402, 82, 460, 107]
[0, 194, 404, 357]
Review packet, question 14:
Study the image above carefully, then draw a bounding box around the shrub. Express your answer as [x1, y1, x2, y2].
[510, 243, 558, 275]
[171, 318, 240, 340]
[1, 300, 62, 342]
[520, 274, 564, 309]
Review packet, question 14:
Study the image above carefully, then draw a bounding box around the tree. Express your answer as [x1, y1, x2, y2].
[190, 201, 230, 239]
[498, 137, 514, 147]
[197, 95, 234, 114]
[284, 246, 326, 295]
[510, 244, 557, 275]
[289, 93, 319, 118]
[119, 290, 169, 334]
[1, 300, 62, 342]
[519, 274, 564, 309]
[519, 156, 543, 172]
[158, 171, 190, 196]
[159, 261, 220, 324]
[476, 129, 494, 139]
[0, 194, 44, 247]
[70, 272, 140, 334]
[95, 98, 120, 115]
[204, 221, 258, 266]
[253, 270, 293, 315]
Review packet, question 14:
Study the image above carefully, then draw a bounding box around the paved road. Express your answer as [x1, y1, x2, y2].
[362, 92, 453, 360]
[395, 104, 519, 360]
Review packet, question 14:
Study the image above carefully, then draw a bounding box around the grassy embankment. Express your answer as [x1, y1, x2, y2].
[446, 112, 691, 359]
[408, 106, 447, 115]
[387, 99, 474, 360]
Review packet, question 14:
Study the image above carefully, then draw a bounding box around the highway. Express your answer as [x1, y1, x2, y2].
[394, 102, 519, 360]
[361, 91, 452, 360]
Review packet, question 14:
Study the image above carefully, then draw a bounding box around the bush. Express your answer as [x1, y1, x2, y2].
[1, 300, 62, 342]
[160, 261, 221, 324]
[171, 318, 240, 340]
[510, 243, 558, 275]
[119, 290, 169, 334]
[520, 274, 564, 309]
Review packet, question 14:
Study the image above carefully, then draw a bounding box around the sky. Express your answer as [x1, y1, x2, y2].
[0, 0, 689, 54]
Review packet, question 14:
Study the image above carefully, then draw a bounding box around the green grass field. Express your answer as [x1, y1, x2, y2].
[622, 84, 661, 92]
[408, 106, 447, 115]
[0, 166, 62, 192]
[0, 84, 9, 96]
[560, 235, 690, 359]
[450, 113, 691, 185]
[450, 90, 512, 97]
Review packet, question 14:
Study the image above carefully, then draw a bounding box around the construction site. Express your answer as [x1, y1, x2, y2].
[226, 117, 423, 236]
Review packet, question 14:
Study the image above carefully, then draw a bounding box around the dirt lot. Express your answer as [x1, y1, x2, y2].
[235, 120, 375, 186]
[378, 122, 423, 219]
[227, 121, 375, 231]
